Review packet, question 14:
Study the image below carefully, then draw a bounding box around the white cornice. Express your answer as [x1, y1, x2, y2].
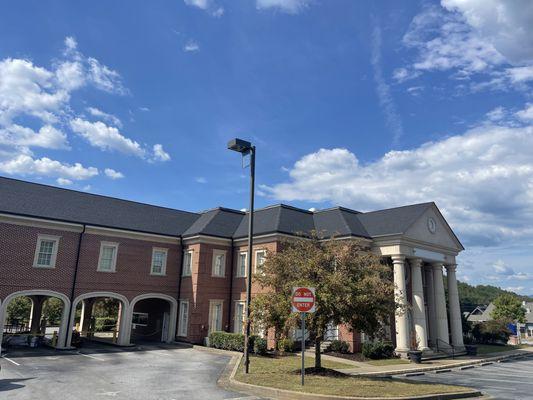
[182, 235, 232, 246]
[0, 213, 84, 232]
[85, 226, 180, 244]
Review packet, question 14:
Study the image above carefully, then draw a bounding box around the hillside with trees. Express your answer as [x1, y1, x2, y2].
[455, 281, 532, 313]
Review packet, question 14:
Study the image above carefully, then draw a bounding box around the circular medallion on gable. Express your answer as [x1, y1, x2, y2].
[427, 217, 436, 234]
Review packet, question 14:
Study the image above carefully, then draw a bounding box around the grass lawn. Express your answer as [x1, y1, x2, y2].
[235, 355, 470, 397]
[476, 344, 527, 355]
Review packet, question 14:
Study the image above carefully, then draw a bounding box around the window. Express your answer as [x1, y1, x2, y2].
[132, 312, 148, 327]
[209, 300, 223, 333]
[151, 248, 168, 275]
[182, 250, 193, 276]
[234, 301, 246, 334]
[33, 234, 60, 268]
[97, 242, 118, 272]
[212, 250, 226, 277]
[236, 252, 247, 277]
[255, 250, 266, 273]
[178, 300, 189, 337]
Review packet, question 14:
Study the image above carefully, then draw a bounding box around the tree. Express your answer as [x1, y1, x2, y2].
[42, 298, 64, 325]
[250, 234, 397, 369]
[491, 294, 526, 323]
[6, 296, 32, 324]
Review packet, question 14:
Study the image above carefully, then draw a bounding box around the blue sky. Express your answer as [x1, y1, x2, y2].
[1, 0, 532, 294]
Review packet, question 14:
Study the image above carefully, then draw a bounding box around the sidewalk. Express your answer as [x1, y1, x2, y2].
[306, 346, 533, 377]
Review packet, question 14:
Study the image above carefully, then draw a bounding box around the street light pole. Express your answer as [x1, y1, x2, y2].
[227, 138, 255, 374]
[244, 145, 255, 374]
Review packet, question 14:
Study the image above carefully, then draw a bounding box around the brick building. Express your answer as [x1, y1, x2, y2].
[0, 176, 465, 356]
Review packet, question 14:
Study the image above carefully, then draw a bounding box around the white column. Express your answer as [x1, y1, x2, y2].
[56, 299, 71, 349]
[446, 264, 464, 349]
[425, 267, 437, 347]
[392, 255, 409, 354]
[410, 258, 429, 351]
[432, 263, 450, 345]
[117, 301, 131, 346]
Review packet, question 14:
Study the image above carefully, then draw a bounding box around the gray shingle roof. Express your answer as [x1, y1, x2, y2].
[0, 176, 199, 236]
[0, 176, 459, 243]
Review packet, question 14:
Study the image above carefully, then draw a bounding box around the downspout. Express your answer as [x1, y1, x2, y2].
[175, 236, 184, 341]
[227, 237, 235, 332]
[65, 224, 86, 347]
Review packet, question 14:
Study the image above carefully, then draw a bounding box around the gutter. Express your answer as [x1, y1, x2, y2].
[175, 236, 184, 340]
[64, 223, 86, 347]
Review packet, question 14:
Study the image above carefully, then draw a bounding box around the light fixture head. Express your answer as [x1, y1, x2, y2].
[227, 138, 252, 154]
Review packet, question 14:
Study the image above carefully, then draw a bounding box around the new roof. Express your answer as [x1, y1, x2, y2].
[0, 176, 454, 241]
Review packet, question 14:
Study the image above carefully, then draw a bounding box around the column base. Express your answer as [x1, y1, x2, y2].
[395, 347, 410, 359]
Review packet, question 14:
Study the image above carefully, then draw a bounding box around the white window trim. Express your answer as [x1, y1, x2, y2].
[150, 247, 168, 276]
[182, 250, 193, 277]
[97, 241, 119, 272]
[33, 234, 60, 269]
[236, 252, 247, 278]
[233, 301, 246, 334]
[211, 249, 226, 277]
[254, 249, 267, 273]
[208, 300, 224, 333]
[178, 300, 189, 337]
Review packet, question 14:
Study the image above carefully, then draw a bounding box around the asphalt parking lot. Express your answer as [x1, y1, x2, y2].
[397, 354, 533, 400]
[0, 342, 256, 400]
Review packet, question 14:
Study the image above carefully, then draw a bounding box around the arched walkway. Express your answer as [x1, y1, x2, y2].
[66, 292, 130, 347]
[127, 294, 177, 344]
[0, 290, 71, 353]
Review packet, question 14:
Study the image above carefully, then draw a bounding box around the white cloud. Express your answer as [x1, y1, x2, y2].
[486, 107, 505, 122]
[504, 286, 525, 294]
[371, 24, 403, 143]
[195, 176, 207, 184]
[86, 107, 122, 128]
[0, 154, 98, 180]
[183, 40, 200, 53]
[152, 144, 171, 162]
[256, 0, 311, 14]
[0, 124, 68, 149]
[441, 0, 533, 65]
[183, 0, 224, 17]
[64, 36, 78, 52]
[56, 177, 73, 186]
[70, 118, 145, 157]
[516, 104, 533, 122]
[396, 2, 533, 93]
[104, 168, 124, 179]
[263, 110, 533, 249]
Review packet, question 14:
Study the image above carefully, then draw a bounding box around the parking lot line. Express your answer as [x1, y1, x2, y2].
[77, 351, 105, 361]
[1, 355, 21, 366]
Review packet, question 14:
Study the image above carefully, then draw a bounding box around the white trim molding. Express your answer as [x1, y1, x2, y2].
[129, 293, 178, 344]
[211, 249, 226, 277]
[97, 241, 119, 272]
[150, 247, 168, 276]
[33, 234, 61, 269]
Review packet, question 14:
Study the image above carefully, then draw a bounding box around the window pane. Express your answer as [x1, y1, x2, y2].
[37, 240, 55, 266]
[100, 246, 115, 270]
[152, 250, 165, 274]
[238, 253, 246, 277]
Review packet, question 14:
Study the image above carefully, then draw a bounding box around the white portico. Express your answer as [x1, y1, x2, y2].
[372, 203, 465, 356]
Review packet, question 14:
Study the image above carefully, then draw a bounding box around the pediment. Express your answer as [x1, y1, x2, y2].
[403, 204, 464, 252]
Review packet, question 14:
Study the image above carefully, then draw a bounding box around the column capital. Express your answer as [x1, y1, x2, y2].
[431, 262, 443, 270]
[391, 255, 406, 263]
[445, 264, 457, 272]
[409, 257, 423, 268]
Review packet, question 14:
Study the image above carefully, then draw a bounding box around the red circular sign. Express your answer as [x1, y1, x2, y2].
[292, 287, 315, 312]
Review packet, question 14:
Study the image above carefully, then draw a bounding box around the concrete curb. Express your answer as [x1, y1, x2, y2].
[343, 350, 533, 378]
[218, 352, 483, 400]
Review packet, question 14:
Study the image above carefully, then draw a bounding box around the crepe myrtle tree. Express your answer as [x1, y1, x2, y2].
[250, 232, 398, 369]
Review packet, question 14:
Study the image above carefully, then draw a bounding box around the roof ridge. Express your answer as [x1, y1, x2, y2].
[199, 206, 245, 215]
[0, 175, 199, 216]
[255, 203, 313, 214]
[316, 206, 361, 214]
[360, 202, 434, 215]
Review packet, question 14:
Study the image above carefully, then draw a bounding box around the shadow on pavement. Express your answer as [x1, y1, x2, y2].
[0, 378, 33, 393]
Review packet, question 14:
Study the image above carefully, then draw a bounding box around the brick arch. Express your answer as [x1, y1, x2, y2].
[0, 289, 71, 352]
[66, 291, 130, 348]
[127, 293, 177, 343]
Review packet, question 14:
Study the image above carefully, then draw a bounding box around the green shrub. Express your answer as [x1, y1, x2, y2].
[94, 317, 117, 332]
[277, 337, 295, 353]
[253, 337, 268, 355]
[330, 339, 350, 353]
[362, 341, 395, 359]
[209, 331, 245, 351]
[472, 320, 511, 344]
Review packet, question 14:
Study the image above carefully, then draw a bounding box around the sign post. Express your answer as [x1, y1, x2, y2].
[291, 287, 316, 386]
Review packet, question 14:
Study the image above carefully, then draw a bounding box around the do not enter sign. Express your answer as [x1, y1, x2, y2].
[291, 287, 316, 313]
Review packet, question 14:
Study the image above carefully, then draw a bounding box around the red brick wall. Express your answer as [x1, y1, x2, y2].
[0, 222, 80, 299]
[338, 324, 362, 353]
[74, 233, 181, 301]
